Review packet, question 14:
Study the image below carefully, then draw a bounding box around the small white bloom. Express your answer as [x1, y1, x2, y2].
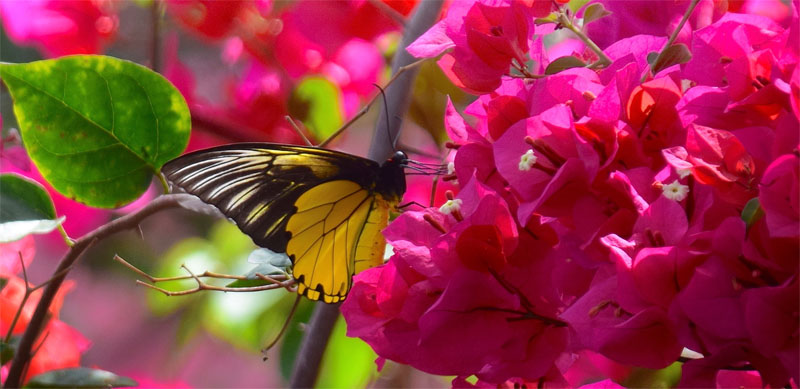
[439, 198, 463, 215]
[662, 180, 690, 201]
[676, 167, 692, 179]
[518, 149, 537, 171]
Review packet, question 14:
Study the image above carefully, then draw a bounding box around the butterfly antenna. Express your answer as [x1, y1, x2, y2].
[261, 293, 303, 361]
[285, 116, 314, 147]
[373, 83, 395, 152]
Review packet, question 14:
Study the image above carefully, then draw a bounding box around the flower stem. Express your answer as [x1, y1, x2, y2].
[557, 12, 611, 68]
[644, 0, 699, 80]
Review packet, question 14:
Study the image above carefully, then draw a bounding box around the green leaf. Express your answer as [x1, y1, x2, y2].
[534, 13, 558, 25]
[26, 367, 137, 388]
[582, 3, 612, 25]
[545, 56, 587, 75]
[742, 197, 765, 229]
[279, 300, 315, 380]
[0, 55, 191, 208]
[568, 0, 592, 14]
[651, 44, 692, 75]
[646, 51, 659, 66]
[1, 338, 16, 365]
[317, 317, 378, 388]
[289, 77, 343, 142]
[0, 173, 64, 242]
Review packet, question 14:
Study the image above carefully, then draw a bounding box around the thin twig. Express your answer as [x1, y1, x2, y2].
[366, 0, 407, 27]
[3, 194, 190, 388]
[262, 294, 303, 359]
[556, 11, 611, 68]
[114, 254, 288, 283]
[317, 58, 428, 148]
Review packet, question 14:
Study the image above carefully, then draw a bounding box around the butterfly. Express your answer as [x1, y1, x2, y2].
[161, 143, 408, 303]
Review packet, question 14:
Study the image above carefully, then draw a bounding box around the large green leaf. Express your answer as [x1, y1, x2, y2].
[0, 55, 190, 208]
[0, 173, 64, 242]
[26, 367, 137, 388]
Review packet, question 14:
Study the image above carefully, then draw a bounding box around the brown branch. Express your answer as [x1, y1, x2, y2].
[3, 194, 189, 388]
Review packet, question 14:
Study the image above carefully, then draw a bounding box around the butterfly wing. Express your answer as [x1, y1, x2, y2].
[161, 143, 391, 302]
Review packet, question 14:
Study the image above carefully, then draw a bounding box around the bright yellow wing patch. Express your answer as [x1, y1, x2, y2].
[287, 180, 387, 303]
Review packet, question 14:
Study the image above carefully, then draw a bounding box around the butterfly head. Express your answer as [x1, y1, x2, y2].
[386, 150, 409, 166]
[377, 151, 408, 201]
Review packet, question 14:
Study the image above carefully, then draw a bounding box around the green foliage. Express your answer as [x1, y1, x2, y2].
[582, 3, 612, 25]
[742, 197, 765, 229]
[0, 173, 63, 242]
[648, 44, 692, 75]
[0, 55, 190, 208]
[26, 367, 137, 388]
[278, 300, 315, 380]
[545, 56, 588, 75]
[0, 338, 17, 365]
[568, 0, 593, 14]
[289, 76, 344, 142]
[622, 362, 682, 388]
[316, 317, 379, 388]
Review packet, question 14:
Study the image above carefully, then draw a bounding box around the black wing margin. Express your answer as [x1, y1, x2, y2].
[161, 143, 380, 253]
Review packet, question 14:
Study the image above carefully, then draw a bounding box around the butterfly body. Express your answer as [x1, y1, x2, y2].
[162, 143, 406, 303]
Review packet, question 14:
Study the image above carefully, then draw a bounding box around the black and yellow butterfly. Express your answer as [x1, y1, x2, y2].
[161, 143, 407, 303]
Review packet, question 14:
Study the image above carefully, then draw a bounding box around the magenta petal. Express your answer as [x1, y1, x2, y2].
[417, 269, 517, 375]
[742, 279, 799, 356]
[675, 256, 748, 344]
[406, 19, 454, 58]
[759, 154, 800, 238]
[562, 277, 681, 369]
[633, 196, 688, 246]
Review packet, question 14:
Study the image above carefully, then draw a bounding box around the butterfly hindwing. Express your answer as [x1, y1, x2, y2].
[161, 143, 403, 303]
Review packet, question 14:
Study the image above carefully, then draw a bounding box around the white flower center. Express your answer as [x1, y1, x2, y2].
[662, 180, 689, 201]
[518, 149, 537, 171]
[439, 199, 463, 215]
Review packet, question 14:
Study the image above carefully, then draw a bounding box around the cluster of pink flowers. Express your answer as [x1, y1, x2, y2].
[341, 0, 799, 386]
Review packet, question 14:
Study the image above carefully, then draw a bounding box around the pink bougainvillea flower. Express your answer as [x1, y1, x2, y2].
[0, 0, 117, 57]
[758, 153, 800, 238]
[0, 276, 75, 336]
[493, 105, 599, 223]
[662, 124, 758, 206]
[0, 236, 35, 278]
[20, 319, 91, 384]
[271, 0, 399, 78]
[683, 13, 785, 87]
[584, 0, 725, 50]
[562, 276, 683, 369]
[625, 75, 684, 156]
[408, 0, 543, 94]
[322, 38, 386, 116]
[166, 0, 248, 40]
